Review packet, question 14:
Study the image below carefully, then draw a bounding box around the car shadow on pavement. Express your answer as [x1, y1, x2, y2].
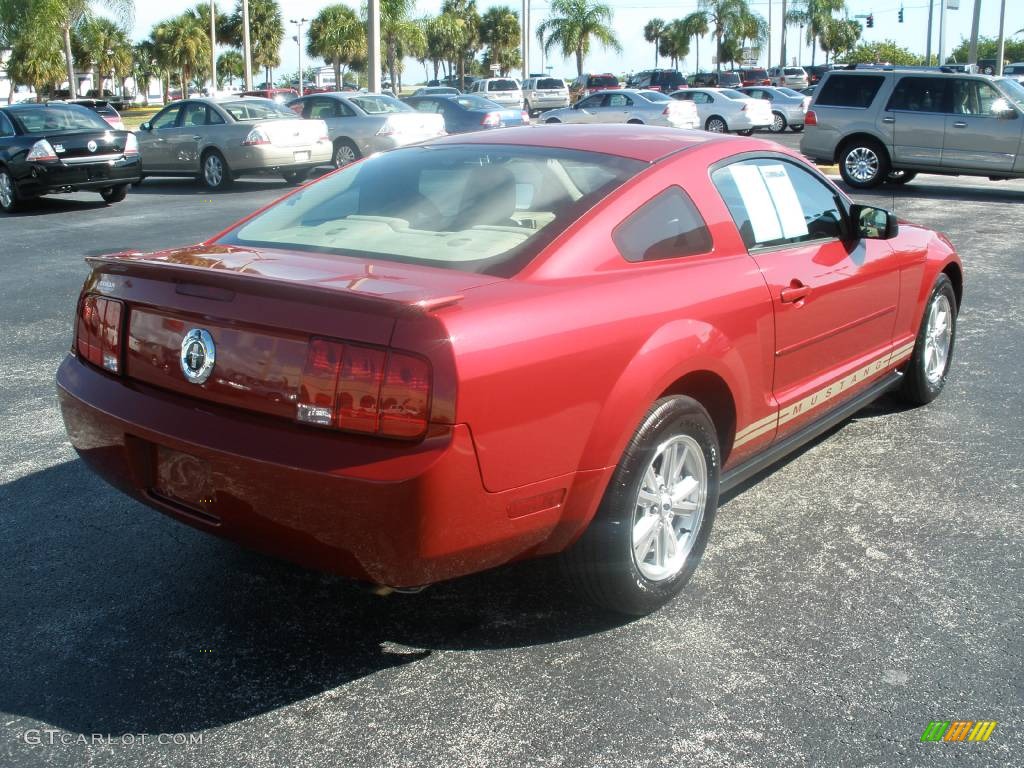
[0, 459, 627, 735]
[129, 178, 294, 196]
[6, 197, 110, 216]
[833, 179, 1024, 204]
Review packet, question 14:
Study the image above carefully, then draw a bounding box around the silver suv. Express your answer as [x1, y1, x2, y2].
[800, 69, 1024, 188]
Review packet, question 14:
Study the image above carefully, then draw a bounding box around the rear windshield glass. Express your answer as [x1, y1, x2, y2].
[537, 78, 565, 89]
[487, 80, 519, 91]
[588, 75, 618, 87]
[222, 99, 295, 120]
[455, 95, 498, 109]
[11, 104, 110, 133]
[743, 69, 768, 78]
[350, 95, 411, 113]
[656, 72, 686, 88]
[784, 68, 804, 76]
[720, 89, 747, 100]
[637, 90, 671, 102]
[718, 73, 741, 85]
[219, 145, 645, 277]
[815, 74, 884, 108]
[777, 87, 803, 98]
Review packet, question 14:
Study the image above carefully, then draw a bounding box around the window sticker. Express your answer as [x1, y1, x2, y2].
[729, 164, 783, 243]
[759, 164, 808, 239]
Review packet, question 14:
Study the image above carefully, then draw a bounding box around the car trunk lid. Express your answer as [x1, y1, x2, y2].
[48, 130, 127, 162]
[255, 118, 327, 147]
[378, 111, 446, 140]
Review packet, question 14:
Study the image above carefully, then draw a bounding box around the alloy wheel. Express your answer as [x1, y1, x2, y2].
[631, 435, 708, 582]
[844, 147, 879, 183]
[706, 117, 726, 133]
[923, 294, 953, 385]
[334, 144, 357, 167]
[204, 154, 224, 188]
[0, 171, 13, 209]
[771, 113, 785, 132]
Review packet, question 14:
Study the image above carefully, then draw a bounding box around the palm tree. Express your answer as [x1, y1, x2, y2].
[736, 7, 768, 65]
[480, 6, 520, 77]
[130, 40, 159, 104]
[536, 0, 620, 78]
[73, 16, 132, 96]
[643, 18, 667, 68]
[440, 0, 480, 91]
[699, 0, 747, 72]
[818, 17, 859, 64]
[52, 0, 134, 99]
[225, 0, 282, 87]
[2, 0, 66, 100]
[307, 4, 365, 91]
[217, 48, 245, 87]
[788, 0, 846, 67]
[154, 12, 209, 98]
[426, 13, 461, 80]
[379, 0, 421, 90]
[681, 11, 709, 72]
[656, 19, 688, 69]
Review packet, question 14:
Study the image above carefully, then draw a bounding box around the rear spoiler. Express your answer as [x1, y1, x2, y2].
[85, 252, 464, 314]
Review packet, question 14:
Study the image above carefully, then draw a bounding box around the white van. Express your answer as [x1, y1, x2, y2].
[470, 78, 524, 109]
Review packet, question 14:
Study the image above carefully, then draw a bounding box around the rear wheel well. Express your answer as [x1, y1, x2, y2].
[660, 371, 737, 463]
[835, 133, 889, 165]
[942, 261, 964, 309]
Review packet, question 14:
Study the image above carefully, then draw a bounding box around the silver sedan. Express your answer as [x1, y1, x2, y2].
[738, 86, 809, 133]
[539, 89, 699, 129]
[287, 92, 446, 167]
[136, 97, 332, 189]
[668, 88, 773, 134]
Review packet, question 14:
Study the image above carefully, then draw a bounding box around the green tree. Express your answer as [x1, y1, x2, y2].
[53, 0, 134, 99]
[948, 35, 1024, 66]
[837, 39, 920, 66]
[818, 17, 860, 64]
[225, 0, 282, 87]
[217, 48, 245, 87]
[2, 0, 66, 100]
[681, 11, 709, 72]
[73, 16, 132, 96]
[426, 12, 461, 80]
[735, 6, 768, 64]
[536, 0, 620, 77]
[440, 0, 480, 90]
[379, 0, 423, 90]
[129, 39, 159, 103]
[643, 18, 667, 68]
[657, 19, 690, 69]
[480, 6, 520, 77]
[307, 4, 365, 91]
[153, 11, 210, 98]
[787, 0, 846, 67]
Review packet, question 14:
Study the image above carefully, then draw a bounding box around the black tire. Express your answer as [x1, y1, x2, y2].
[885, 169, 918, 185]
[626, 118, 644, 125]
[282, 169, 308, 185]
[790, 124, 804, 132]
[545, 117, 561, 124]
[200, 149, 232, 190]
[769, 111, 787, 133]
[838, 138, 889, 189]
[332, 139, 360, 168]
[898, 274, 958, 406]
[561, 396, 720, 616]
[100, 185, 128, 203]
[0, 167, 21, 213]
[705, 115, 727, 133]
[737, 129, 754, 136]
[131, 176, 146, 188]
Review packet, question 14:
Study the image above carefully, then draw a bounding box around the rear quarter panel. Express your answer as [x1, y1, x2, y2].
[438, 147, 776, 494]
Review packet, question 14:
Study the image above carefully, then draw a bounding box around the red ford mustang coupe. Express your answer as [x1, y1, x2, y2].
[57, 125, 962, 615]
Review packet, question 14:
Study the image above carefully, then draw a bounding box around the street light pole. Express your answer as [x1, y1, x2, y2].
[522, 0, 530, 80]
[996, 0, 1007, 75]
[368, 0, 381, 93]
[210, 0, 217, 95]
[242, 0, 253, 90]
[290, 18, 308, 96]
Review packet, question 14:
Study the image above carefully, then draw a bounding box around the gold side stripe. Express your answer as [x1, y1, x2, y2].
[733, 344, 904, 447]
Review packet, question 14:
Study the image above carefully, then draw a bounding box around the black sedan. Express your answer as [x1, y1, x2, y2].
[402, 94, 529, 134]
[0, 102, 141, 213]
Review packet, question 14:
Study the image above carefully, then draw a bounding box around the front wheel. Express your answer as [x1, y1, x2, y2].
[898, 274, 958, 406]
[0, 168, 21, 212]
[838, 140, 889, 189]
[561, 396, 720, 616]
[100, 185, 128, 203]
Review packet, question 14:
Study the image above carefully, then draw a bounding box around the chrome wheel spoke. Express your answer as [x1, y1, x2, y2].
[633, 514, 659, 561]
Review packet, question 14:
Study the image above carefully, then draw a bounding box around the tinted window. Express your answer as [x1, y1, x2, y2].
[307, 98, 339, 119]
[587, 75, 618, 87]
[952, 79, 1008, 115]
[11, 104, 111, 133]
[712, 158, 845, 249]
[886, 77, 951, 113]
[577, 94, 605, 108]
[720, 90, 747, 100]
[222, 100, 295, 120]
[607, 93, 633, 107]
[537, 78, 565, 89]
[614, 187, 713, 262]
[0, 111, 15, 136]
[151, 104, 181, 129]
[349, 95, 411, 114]
[487, 80, 519, 91]
[784, 68, 804, 76]
[816, 74, 885, 108]
[718, 73, 741, 87]
[220, 145, 645, 276]
[637, 90, 671, 102]
[182, 102, 209, 127]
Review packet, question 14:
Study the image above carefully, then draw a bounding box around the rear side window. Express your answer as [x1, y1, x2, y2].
[614, 187, 713, 262]
[0, 111, 15, 136]
[712, 158, 844, 249]
[816, 75, 885, 108]
[588, 75, 618, 87]
[887, 77, 951, 113]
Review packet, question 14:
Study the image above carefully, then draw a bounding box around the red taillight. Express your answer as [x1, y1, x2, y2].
[76, 294, 124, 374]
[805, 110, 817, 126]
[521, 110, 530, 123]
[481, 112, 501, 127]
[297, 339, 430, 439]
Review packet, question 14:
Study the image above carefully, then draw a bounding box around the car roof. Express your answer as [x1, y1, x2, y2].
[428, 124, 732, 163]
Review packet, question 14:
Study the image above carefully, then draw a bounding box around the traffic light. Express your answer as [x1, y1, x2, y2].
[898, 6, 904, 23]
[867, 13, 874, 28]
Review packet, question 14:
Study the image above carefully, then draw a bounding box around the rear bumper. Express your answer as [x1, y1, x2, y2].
[234, 142, 332, 171]
[730, 113, 772, 130]
[56, 355, 578, 587]
[15, 157, 141, 197]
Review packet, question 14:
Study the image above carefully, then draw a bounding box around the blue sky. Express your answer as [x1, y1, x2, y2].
[119, 0, 1022, 80]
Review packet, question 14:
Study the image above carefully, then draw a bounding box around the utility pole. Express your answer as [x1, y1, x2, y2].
[290, 18, 308, 95]
[938, 0, 948, 65]
[780, 0, 787, 67]
[242, 0, 253, 90]
[522, 0, 530, 80]
[996, 0, 1007, 74]
[967, 0, 983, 68]
[210, 0, 217, 95]
[925, 0, 934, 64]
[368, 0, 381, 93]
[768, 0, 772, 71]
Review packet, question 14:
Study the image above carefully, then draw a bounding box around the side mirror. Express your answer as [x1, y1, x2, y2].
[992, 98, 1018, 119]
[139, 122, 151, 131]
[850, 203, 898, 240]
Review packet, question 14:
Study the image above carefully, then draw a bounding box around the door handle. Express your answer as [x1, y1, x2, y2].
[192, 135, 202, 140]
[780, 280, 810, 303]
[952, 121, 968, 128]
[881, 116, 895, 124]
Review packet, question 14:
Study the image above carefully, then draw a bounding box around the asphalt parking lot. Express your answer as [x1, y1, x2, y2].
[1, 136, 1021, 768]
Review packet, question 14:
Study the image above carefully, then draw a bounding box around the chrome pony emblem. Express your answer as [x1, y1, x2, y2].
[180, 329, 216, 384]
